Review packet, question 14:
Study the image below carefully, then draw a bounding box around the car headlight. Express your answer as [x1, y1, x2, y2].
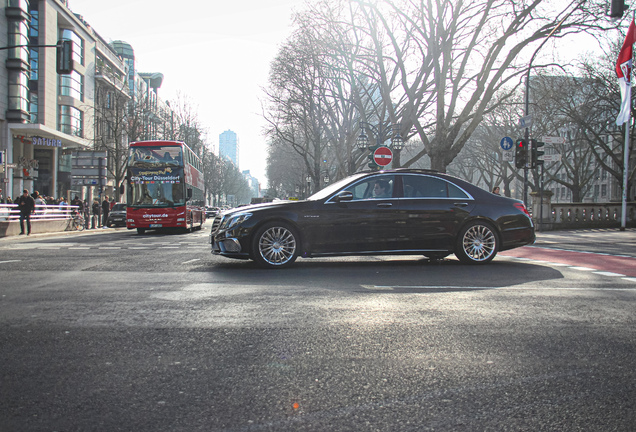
[221, 213, 252, 230]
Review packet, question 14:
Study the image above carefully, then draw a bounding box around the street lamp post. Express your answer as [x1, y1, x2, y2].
[357, 121, 404, 169]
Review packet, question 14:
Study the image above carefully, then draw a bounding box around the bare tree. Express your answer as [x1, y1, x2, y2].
[90, 60, 131, 201]
[264, 0, 613, 184]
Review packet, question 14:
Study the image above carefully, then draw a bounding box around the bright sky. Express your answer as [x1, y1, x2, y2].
[69, 0, 307, 187]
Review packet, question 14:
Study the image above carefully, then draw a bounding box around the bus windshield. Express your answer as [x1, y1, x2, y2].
[128, 146, 182, 168]
[128, 146, 186, 207]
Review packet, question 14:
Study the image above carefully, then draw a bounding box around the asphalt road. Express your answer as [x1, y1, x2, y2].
[1, 225, 635, 431]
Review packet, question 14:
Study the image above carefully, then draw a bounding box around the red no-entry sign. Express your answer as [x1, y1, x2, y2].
[373, 146, 393, 167]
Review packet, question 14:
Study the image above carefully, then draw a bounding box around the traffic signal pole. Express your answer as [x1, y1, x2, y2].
[521, 13, 570, 208]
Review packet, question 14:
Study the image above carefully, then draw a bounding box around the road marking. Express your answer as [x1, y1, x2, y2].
[536, 247, 636, 259]
[506, 257, 635, 281]
[69, 247, 91, 250]
[593, 271, 626, 277]
[0, 260, 21, 264]
[182, 259, 201, 264]
[362, 285, 636, 291]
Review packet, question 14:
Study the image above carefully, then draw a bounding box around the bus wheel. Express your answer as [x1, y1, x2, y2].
[137, 228, 146, 235]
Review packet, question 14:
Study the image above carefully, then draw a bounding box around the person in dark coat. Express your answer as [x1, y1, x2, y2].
[101, 196, 110, 228]
[15, 189, 35, 235]
[92, 199, 100, 229]
[83, 200, 90, 229]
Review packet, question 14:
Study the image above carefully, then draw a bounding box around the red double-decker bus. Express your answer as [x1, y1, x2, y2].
[125, 140, 205, 234]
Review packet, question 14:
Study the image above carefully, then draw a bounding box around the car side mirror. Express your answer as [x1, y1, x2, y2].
[334, 191, 353, 202]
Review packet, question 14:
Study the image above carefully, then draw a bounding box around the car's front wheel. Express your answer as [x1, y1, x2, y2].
[455, 221, 498, 264]
[252, 222, 299, 269]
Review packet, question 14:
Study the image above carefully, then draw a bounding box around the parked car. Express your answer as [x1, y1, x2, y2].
[106, 203, 127, 227]
[210, 169, 535, 268]
[205, 206, 220, 218]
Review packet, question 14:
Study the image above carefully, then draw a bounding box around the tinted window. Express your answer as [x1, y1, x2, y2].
[447, 182, 470, 198]
[402, 175, 469, 199]
[344, 175, 395, 200]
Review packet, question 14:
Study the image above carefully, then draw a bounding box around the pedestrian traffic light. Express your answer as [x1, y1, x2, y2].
[610, 0, 627, 18]
[56, 40, 73, 75]
[515, 139, 527, 169]
[530, 139, 545, 169]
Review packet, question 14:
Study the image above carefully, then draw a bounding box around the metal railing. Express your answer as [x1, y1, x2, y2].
[550, 202, 635, 227]
[0, 204, 80, 222]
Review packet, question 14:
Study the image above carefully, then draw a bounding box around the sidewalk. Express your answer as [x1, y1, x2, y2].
[0, 226, 125, 243]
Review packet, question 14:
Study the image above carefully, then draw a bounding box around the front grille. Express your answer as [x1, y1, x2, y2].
[211, 215, 224, 234]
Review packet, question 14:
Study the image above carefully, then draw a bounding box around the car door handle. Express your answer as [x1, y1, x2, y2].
[377, 203, 393, 208]
[454, 202, 469, 207]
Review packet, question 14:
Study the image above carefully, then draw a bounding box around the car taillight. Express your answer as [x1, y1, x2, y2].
[513, 203, 530, 217]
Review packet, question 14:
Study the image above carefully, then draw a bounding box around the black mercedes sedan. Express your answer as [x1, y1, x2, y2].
[210, 169, 535, 268]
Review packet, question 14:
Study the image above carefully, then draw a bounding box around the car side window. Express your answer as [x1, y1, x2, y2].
[447, 182, 470, 198]
[402, 175, 469, 199]
[344, 175, 395, 200]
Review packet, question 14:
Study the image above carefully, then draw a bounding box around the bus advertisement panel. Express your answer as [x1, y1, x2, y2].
[126, 141, 204, 234]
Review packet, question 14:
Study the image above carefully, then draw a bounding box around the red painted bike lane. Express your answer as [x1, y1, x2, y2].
[500, 246, 636, 277]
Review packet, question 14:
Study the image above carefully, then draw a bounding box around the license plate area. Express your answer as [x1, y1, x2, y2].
[149, 224, 163, 228]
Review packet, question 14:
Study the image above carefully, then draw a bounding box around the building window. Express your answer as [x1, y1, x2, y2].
[60, 29, 84, 66]
[602, 184, 607, 197]
[29, 8, 39, 81]
[29, 92, 38, 123]
[8, 70, 29, 112]
[7, 20, 29, 64]
[59, 105, 83, 137]
[59, 71, 84, 101]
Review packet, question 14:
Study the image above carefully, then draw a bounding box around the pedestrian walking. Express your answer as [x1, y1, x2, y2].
[15, 189, 35, 235]
[83, 200, 90, 229]
[92, 199, 100, 229]
[102, 196, 110, 228]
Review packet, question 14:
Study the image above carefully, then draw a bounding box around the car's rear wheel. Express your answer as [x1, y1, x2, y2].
[252, 222, 299, 269]
[455, 221, 498, 264]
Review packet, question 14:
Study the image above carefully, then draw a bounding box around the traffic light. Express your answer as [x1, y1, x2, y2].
[530, 139, 545, 169]
[610, 0, 627, 18]
[56, 40, 73, 75]
[515, 139, 527, 169]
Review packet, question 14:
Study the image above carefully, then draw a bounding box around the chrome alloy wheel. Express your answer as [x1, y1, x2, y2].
[258, 226, 297, 266]
[461, 223, 496, 262]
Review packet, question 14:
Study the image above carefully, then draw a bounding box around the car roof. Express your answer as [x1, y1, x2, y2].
[356, 168, 440, 175]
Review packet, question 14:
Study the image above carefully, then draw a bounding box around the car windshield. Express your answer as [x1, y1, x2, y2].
[307, 173, 367, 201]
[112, 204, 126, 212]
